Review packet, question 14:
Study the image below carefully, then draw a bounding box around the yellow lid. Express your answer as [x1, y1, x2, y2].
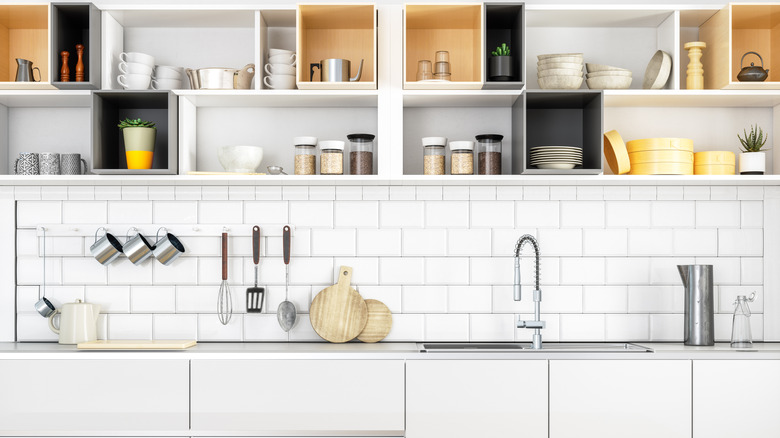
[629, 150, 694, 164]
[694, 164, 735, 175]
[603, 130, 630, 175]
[625, 138, 694, 153]
[628, 161, 694, 175]
[694, 151, 736, 165]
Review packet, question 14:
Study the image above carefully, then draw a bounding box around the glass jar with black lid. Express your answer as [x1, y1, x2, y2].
[476, 134, 503, 175]
[347, 133, 375, 175]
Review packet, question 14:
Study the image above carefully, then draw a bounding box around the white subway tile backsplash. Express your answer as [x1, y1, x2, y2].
[85, 286, 130, 313]
[561, 201, 604, 228]
[492, 229, 525, 256]
[697, 201, 740, 228]
[738, 186, 763, 200]
[266, 228, 311, 257]
[108, 201, 153, 224]
[443, 186, 469, 201]
[256, 186, 282, 201]
[719, 286, 763, 313]
[629, 229, 674, 256]
[175, 186, 201, 201]
[522, 186, 549, 200]
[576, 186, 603, 201]
[290, 258, 334, 285]
[95, 186, 121, 201]
[425, 314, 469, 341]
[42, 186, 67, 200]
[108, 258, 152, 285]
[603, 186, 629, 200]
[606, 314, 649, 341]
[153, 314, 198, 340]
[334, 201, 378, 228]
[357, 229, 401, 256]
[606, 258, 650, 285]
[741, 258, 763, 285]
[559, 314, 605, 341]
[17, 255, 61, 285]
[469, 186, 496, 201]
[312, 229, 356, 256]
[684, 186, 710, 200]
[492, 285, 533, 314]
[417, 186, 443, 200]
[17, 314, 58, 341]
[711, 186, 737, 200]
[336, 186, 362, 201]
[16, 286, 40, 314]
[696, 257, 741, 285]
[332, 258, 378, 285]
[380, 201, 424, 228]
[582, 229, 627, 256]
[516, 313, 560, 342]
[652, 201, 695, 228]
[539, 229, 582, 256]
[606, 201, 650, 228]
[628, 285, 683, 313]
[362, 186, 389, 201]
[673, 229, 718, 256]
[403, 229, 447, 256]
[40, 236, 83, 257]
[583, 286, 628, 313]
[289, 314, 322, 341]
[426, 201, 469, 228]
[550, 186, 576, 200]
[308, 186, 335, 201]
[62, 258, 107, 285]
[741, 201, 763, 228]
[516, 201, 559, 228]
[154, 201, 198, 224]
[649, 257, 695, 285]
[426, 257, 469, 285]
[46, 286, 85, 308]
[630, 186, 656, 200]
[121, 187, 148, 201]
[198, 314, 243, 341]
[542, 286, 583, 313]
[14, 186, 41, 200]
[244, 314, 288, 341]
[198, 201, 243, 224]
[108, 314, 152, 340]
[471, 201, 514, 228]
[244, 201, 288, 224]
[131, 286, 176, 313]
[16, 230, 37, 256]
[383, 314, 424, 341]
[290, 201, 333, 228]
[153, 257, 198, 285]
[282, 186, 308, 200]
[177, 286, 219, 313]
[470, 257, 513, 285]
[148, 186, 175, 201]
[560, 258, 604, 285]
[449, 286, 491, 313]
[63, 201, 106, 224]
[357, 285, 402, 313]
[449, 229, 491, 256]
[18, 201, 61, 227]
[650, 314, 684, 341]
[496, 186, 523, 201]
[68, 186, 95, 201]
[470, 314, 515, 341]
[403, 286, 447, 313]
[656, 186, 684, 200]
[389, 186, 416, 200]
[719, 229, 763, 256]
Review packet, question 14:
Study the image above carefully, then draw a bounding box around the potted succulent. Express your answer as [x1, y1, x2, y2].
[489, 43, 514, 81]
[738, 124, 768, 175]
[118, 117, 156, 170]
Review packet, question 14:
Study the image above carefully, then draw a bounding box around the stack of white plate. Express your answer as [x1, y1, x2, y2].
[529, 146, 583, 170]
[537, 53, 583, 89]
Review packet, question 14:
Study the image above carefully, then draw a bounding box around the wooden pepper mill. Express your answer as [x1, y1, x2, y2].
[75, 44, 85, 82]
[60, 51, 70, 82]
[684, 41, 707, 90]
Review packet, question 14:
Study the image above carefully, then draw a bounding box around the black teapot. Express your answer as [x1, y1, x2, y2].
[737, 51, 769, 82]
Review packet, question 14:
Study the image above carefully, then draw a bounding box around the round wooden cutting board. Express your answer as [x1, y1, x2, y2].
[310, 266, 368, 343]
[357, 299, 392, 343]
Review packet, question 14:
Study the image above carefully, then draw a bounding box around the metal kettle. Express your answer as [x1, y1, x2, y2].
[737, 51, 769, 82]
[48, 299, 101, 345]
[15, 58, 41, 82]
[310, 58, 363, 82]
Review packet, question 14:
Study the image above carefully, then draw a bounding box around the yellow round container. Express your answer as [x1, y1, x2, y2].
[694, 151, 735, 166]
[625, 138, 694, 153]
[126, 151, 154, 169]
[629, 150, 694, 164]
[604, 130, 630, 175]
[694, 164, 735, 175]
[628, 161, 693, 175]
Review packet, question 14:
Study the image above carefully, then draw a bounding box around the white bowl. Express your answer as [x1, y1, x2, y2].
[538, 56, 584, 65]
[586, 70, 633, 77]
[538, 68, 583, 78]
[586, 63, 631, 73]
[643, 50, 672, 89]
[537, 62, 583, 71]
[539, 75, 584, 89]
[538, 53, 583, 61]
[218, 145, 264, 173]
[586, 76, 633, 89]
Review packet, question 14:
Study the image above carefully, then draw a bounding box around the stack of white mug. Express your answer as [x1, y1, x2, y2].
[264, 48, 297, 90]
[117, 52, 155, 90]
[152, 65, 183, 90]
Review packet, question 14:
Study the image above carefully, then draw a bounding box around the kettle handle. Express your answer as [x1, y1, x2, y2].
[310, 63, 321, 82]
[741, 51, 765, 69]
[48, 309, 61, 334]
[32, 67, 41, 82]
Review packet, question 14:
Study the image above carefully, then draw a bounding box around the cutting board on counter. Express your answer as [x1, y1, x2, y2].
[357, 299, 392, 343]
[310, 266, 368, 343]
[77, 340, 197, 350]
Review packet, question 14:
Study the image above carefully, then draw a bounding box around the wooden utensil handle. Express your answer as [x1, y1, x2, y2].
[283, 225, 291, 265]
[252, 226, 260, 264]
[221, 232, 228, 281]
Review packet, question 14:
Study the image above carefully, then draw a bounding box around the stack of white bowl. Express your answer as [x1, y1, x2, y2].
[585, 63, 632, 89]
[117, 52, 155, 90]
[537, 53, 583, 89]
[264, 48, 297, 90]
[152, 65, 183, 90]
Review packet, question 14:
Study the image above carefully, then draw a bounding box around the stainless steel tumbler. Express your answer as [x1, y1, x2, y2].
[677, 264, 715, 346]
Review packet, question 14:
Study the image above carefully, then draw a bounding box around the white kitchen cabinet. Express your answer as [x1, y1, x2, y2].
[550, 360, 692, 438]
[190, 359, 404, 434]
[694, 360, 780, 438]
[0, 360, 189, 432]
[406, 360, 548, 438]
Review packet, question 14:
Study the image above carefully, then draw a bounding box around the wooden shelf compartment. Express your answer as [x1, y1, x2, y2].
[402, 91, 523, 175]
[700, 3, 780, 90]
[101, 9, 256, 91]
[51, 3, 100, 90]
[404, 3, 483, 90]
[0, 4, 53, 89]
[483, 3, 524, 89]
[525, 8, 678, 91]
[296, 4, 376, 90]
[92, 91, 177, 175]
[259, 9, 296, 90]
[523, 90, 602, 175]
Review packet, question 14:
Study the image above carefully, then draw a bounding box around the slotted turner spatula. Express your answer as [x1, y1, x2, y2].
[246, 225, 264, 313]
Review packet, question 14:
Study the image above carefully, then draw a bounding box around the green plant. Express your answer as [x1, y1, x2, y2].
[117, 118, 156, 130]
[491, 43, 510, 57]
[738, 124, 767, 152]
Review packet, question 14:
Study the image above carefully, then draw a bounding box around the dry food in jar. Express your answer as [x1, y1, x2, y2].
[319, 140, 345, 175]
[294, 136, 317, 175]
[422, 137, 447, 175]
[449, 140, 474, 175]
[476, 134, 503, 175]
[347, 133, 375, 175]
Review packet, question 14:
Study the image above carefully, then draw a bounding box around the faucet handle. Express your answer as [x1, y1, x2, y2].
[518, 320, 545, 329]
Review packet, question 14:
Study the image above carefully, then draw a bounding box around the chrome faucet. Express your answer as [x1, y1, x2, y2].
[514, 234, 545, 349]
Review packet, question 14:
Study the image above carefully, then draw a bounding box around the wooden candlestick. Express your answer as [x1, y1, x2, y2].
[75, 44, 85, 82]
[60, 51, 70, 82]
[684, 41, 707, 90]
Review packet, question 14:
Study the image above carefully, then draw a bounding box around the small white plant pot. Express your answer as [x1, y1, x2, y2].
[739, 151, 766, 175]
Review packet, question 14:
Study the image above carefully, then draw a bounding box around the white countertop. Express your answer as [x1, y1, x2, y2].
[2, 342, 780, 360]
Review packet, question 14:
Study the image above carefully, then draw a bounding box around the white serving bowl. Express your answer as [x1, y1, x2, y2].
[586, 63, 631, 73]
[586, 75, 633, 89]
[538, 56, 584, 65]
[586, 70, 633, 77]
[538, 68, 583, 78]
[537, 62, 583, 71]
[218, 145, 264, 173]
[538, 53, 583, 61]
[539, 75, 584, 89]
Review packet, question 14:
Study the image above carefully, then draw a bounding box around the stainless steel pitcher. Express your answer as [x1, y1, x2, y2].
[15, 58, 41, 82]
[310, 58, 364, 82]
[677, 264, 714, 346]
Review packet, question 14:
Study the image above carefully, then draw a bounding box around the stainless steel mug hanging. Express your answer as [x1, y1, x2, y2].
[124, 227, 154, 265]
[153, 227, 185, 265]
[90, 227, 123, 265]
[14, 152, 39, 175]
[15, 58, 41, 82]
[310, 58, 364, 82]
[677, 264, 715, 346]
[60, 153, 88, 175]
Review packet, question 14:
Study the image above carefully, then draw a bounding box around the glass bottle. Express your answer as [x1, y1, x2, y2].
[293, 136, 317, 175]
[731, 292, 756, 348]
[422, 137, 446, 175]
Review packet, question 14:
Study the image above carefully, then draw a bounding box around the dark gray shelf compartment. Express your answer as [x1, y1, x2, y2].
[522, 90, 603, 175]
[483, 2, 524, 90]
[51, 3, 101, 90]
[92, 91, 178, 175]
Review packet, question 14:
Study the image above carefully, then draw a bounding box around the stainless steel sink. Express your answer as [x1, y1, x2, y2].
[419, 342, 653, 353]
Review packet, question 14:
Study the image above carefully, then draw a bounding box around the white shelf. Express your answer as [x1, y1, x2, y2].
[0, 90, 92, 107]
[103, 9, 256, 27]
[604, 89, 780, 107]
[403, 89, 523, 108]
[176, 90, 379, 108]
[525, 7, 676, 27]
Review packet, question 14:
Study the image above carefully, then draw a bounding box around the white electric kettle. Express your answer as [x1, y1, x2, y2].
[48, 299, 101, 345]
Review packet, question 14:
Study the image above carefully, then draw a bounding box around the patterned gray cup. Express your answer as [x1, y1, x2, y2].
[60, 153, 88, 175]
[13, 152, 39, 175]
[39, 153, 60, 175]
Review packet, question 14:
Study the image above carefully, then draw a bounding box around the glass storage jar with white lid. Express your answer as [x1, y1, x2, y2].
[422, 137, 447, 175]
[294, 136, 318, 175]
[449, 140, 474, 175]
[347, 133, 375, 175]
[319, 140, 345, 175]
[476, 134, 503, 175]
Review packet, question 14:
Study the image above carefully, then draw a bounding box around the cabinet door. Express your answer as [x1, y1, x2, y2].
[191, 359, 404, 434]
[0, 359, 189, 432]
[406, 360, 548, 438]
[694, 360, 780, 438]
[550, 360, 691, 438]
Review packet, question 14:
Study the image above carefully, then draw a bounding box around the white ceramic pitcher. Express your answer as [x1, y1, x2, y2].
[48, 299, 101, 345]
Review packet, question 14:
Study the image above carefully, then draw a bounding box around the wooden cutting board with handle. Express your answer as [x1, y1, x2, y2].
[310, 266, 368, 343]
[357, 299, 392, 343]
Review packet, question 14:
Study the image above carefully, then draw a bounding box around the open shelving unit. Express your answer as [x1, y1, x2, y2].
[50, 2, 100, 90]
[0, 4, 54, 89]
[483, 2, 524, 89]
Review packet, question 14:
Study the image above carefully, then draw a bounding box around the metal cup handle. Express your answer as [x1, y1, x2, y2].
[94, 227, 108, 244]
[155, 226, 168, 244]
